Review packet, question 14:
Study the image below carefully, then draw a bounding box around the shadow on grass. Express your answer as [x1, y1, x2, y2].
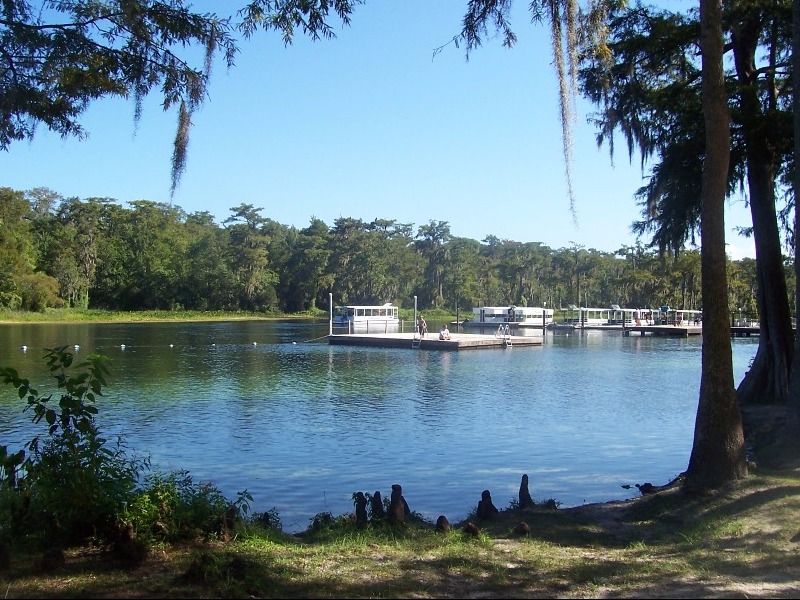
[4, 473, 800, 598]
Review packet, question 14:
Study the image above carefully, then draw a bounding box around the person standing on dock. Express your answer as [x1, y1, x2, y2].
[418, 315, 427, 337]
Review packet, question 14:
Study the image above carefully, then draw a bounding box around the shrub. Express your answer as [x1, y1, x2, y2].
[0, 347, 147, 548]
[0, 347, 252, 552]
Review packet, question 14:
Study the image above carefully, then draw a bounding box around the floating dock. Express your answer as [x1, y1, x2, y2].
[730, 326, 760, 337]
[327, 331, 542, 350]
[623, 324, 703, 337]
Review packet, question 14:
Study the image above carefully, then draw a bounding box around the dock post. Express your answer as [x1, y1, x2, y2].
[329, 293, 333, 336]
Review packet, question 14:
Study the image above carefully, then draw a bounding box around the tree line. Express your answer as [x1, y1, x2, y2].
[1, 186, 789, 318]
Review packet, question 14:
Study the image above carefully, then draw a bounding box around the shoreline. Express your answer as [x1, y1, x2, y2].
[0, 310, 322, 325]
[0, 309, 461, 327]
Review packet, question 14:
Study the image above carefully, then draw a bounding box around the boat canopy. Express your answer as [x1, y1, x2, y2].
[333, 303, 399, 320]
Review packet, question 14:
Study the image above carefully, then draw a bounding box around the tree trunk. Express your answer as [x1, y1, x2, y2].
[685, 0, 748, 490]
[788, 0, 800, 428]
[731, 14, 794, 406]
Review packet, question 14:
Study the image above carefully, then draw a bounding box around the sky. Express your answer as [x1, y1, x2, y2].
[2, 0, 756, 260]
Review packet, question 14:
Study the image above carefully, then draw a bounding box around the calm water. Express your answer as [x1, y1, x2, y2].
[0, 321, 758, 533]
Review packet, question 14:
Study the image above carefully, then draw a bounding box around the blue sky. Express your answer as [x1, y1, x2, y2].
[2, 1, 756, 259]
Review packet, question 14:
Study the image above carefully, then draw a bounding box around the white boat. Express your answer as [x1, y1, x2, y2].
[462, 305, 554, 329]
[574, 306, 637, 329]
[332, 303, 400, 333]
[549, 305, 701, 330]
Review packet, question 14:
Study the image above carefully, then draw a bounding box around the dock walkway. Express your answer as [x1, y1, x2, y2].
[327, 331, 542, 350]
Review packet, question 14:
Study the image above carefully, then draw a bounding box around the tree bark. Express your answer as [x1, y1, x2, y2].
[788, 0, 800, 428]
[731, 14, 794, 406]
[685, 0, 748, 489]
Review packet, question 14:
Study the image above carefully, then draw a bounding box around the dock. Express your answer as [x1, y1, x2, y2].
[731, 326, 760, 337]
[327, 331, 542, 350]
[623, 324, 703, 337]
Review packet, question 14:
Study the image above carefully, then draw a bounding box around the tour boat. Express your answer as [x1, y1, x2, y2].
[549, 305, 701, 330]
[461, 305, 554, 329]
[332, 303, 400, 333]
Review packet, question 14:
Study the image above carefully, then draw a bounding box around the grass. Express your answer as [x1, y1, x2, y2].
[2, 464, 799, 598]
[0, 307, 462, 325]
[0, 308, 321, 323]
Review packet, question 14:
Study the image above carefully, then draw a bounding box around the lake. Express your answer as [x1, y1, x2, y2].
[0, 320, 758, 533]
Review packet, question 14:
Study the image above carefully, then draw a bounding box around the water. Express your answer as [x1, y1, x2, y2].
[0, 321, 758, 533]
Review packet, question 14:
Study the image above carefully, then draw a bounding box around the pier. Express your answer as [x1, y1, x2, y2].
[730, 326, 760, 337]
[327, 331, 543, 350]
[623, 324, 703, 337]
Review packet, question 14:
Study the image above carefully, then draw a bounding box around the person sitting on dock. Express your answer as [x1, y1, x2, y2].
[439, 324, 451, 340]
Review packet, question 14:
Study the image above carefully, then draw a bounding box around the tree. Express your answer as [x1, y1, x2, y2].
[282, 217, 333, 312]
[1, 0, 236, 194]
[684, 0, 747, 488]
[789, 0, 800, 425]
[224, 203, 276, 310]
[455, 0, 747, 489]
[580, 1, 794, 406]
[0, 187, 37, 308]
[414, 220, 452, 308]
[56, 198, 107, 309]
[180, 211, 236, 310]
[124, 200, 187, 309]
[727, 0, 793, 406]
[1, 1, 362, 194]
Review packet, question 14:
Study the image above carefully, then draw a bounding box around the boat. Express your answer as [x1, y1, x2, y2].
[332, 303, 400, 333]
[461, 305, 554, 329]
[573, 306, 640, 329]
[548, 305, 702, 330]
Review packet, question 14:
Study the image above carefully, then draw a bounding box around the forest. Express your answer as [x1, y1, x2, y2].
[0, 186, 789, 320]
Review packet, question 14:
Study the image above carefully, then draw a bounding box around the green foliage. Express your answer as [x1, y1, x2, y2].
[1, 2, 239, 193]
[0, 346, 146, 547]
[250, 506, 282, 532]
[128, 471, 253, 543]
[18, 272, 64, 312]
[0, 346, 255, 552]
[2, 184, 770, 318]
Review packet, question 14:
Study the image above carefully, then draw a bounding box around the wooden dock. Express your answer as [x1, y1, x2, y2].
[623, 324, 702, 337]
[327, 331, 542, 350]
[731, 326, 760, 337]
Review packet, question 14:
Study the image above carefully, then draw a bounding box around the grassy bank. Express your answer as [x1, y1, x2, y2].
[0, 308, 322, 323]
[0, 308, 461, 325]
[2, 464, 799, 598]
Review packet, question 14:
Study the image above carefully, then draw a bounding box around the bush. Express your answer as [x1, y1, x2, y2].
[0, 347, 252, 553]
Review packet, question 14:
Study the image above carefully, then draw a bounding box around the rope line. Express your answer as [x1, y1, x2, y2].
[299, 334, 330, 343]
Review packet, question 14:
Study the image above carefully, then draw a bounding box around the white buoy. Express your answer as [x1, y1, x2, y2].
[253, 341, 257, 346]
[120, 344, 126, 349]
[292, 341, 297, 345]
[169, 344, 174, 348]
[74, 344, 80, 350]
[20, 345, 27, 352]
